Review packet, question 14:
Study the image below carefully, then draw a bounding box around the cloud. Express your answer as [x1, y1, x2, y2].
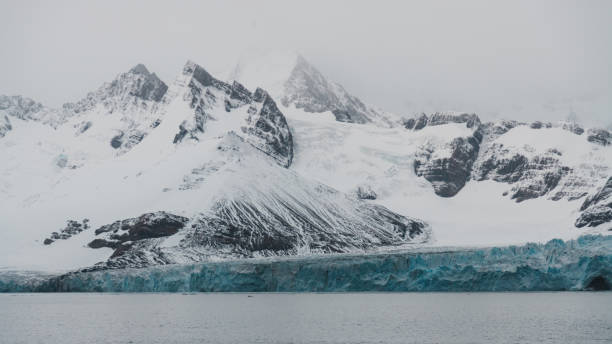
[0, 0, 610, 125]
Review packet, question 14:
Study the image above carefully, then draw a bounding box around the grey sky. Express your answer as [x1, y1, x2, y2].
[1, 0, 610, 125]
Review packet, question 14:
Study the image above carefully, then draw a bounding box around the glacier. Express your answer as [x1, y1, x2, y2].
[2, 235, 611, 292]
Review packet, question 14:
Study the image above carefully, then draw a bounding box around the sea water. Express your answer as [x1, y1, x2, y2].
[0, 292, 611, 344]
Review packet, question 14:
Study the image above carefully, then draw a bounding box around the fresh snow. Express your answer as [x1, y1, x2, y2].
[282, 104, 610, 247]
[1, 55, 610, 273]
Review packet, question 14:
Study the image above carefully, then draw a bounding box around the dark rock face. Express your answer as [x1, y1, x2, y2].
[482, 120, 526, 137]
[67, 64, 168, 115]
[177, 62, 294, 168]
[243, 89, 294, 167]
[110, 131, 124, 149]
[580, 177, 612, 211]
[88, 212, 189, 259]
[43, 219, 90, 245]
[474, 146, 570, 202]
[409, 113, 484, 197]
[109, 130, 145, 151]
[576, 177, 612, 228]
[0, 115, 11, 138]
[83, 192, 429, 270]
[355, 185, 377, 200]
[186, 198, 426, 259]
[587, 128, 611, 146]
[128, 64, 168, 102]
[415, 136, 482, 197]
[576, 208, 612, 228]
[404, 112, 481, 131]
[281, 56, 373, 124]
[229, 81, 252, 103]
[562, 122, 584, 135]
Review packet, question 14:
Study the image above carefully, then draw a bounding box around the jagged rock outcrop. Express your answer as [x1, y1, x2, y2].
[529, 121, 552, 129]
[576, 177, 612, 228]
[88, 212, 189, 260]
[355, 184, 377, 200]
[171, 61, 294, 167]
[481, 120, 527, 138]
[229, 53, 394, 127]
[282, 55, 375, 124]
[0, 115, 11, 137]
[243, 88, 293, 167]
[1, 65, 169, 156]
[64, 64, 168, 114]
[407, 112, 483, 197]
[86, 193, 429, 270]
[460, 118, 612, 204]
[43, 219, 90, 245]
[561, 122, 584, 135]
[126, 64, 168, 101]
[403, 112, 481, 131]
[81, 135, 429, 270]
[587, 128, 611, 146]
[0, 95, 64, 127]
[473, 146, 571, 202]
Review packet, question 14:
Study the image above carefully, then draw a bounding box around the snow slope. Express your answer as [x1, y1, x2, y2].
[0, 54, 610, 274]
[282, 106, 612, 247]
[0, 61, 428, 272]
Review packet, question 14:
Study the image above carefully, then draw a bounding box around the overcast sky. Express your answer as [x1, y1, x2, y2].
[1, 0, 610, 126]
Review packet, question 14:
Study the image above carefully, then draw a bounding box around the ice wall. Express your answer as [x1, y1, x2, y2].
[2, 235, 612, 292]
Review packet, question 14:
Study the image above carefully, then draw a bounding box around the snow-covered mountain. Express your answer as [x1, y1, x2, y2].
[228, 51, 397, 127]
[0, 54, 610, 274]
[0, 60, 428, 272]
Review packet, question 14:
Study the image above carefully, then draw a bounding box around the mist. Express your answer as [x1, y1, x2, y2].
[1, 0, 610, 126]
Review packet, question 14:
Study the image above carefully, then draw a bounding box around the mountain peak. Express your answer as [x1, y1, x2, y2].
[183, 60, 221, 88]
[229, 51, 395, 126]
[129, 63, 150, 75]
[59, 64, 168, 117]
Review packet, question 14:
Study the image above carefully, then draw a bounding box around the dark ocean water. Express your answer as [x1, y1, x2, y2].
[1, 292, 611, 344]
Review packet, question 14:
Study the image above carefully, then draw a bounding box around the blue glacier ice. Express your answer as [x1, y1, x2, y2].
[2, 235, 612, 292]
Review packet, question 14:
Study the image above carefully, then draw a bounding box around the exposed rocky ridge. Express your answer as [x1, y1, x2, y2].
[587, 128, 611, 146]
[282, 56, 373, 124]
[85, 198, 428, 270]
[472, 121, 609, 203]
[355, 184, 377, 200]
[0, 115, 11, 137]
[88, 212, 189, 259]
[1, 65, 168, 131]
[405, 112, 484, 197]
[77, 135, 429, 270]
[170, 61, 294, 167]
[402, 112, 481, 131]
[2, 56, 612, 274]
[0, 95, 64, 128]
[0, 65, 170, 156]
[63, 64, 168, 114]
[472, 146, 571, 202]
[230, 53, 395, 127]
[43, 219, 90, 245]
[243, 88, 293, 167]
[576, 177, 612, 228]
[561, 121, 585, 135]
[401, 113, 610, 204]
